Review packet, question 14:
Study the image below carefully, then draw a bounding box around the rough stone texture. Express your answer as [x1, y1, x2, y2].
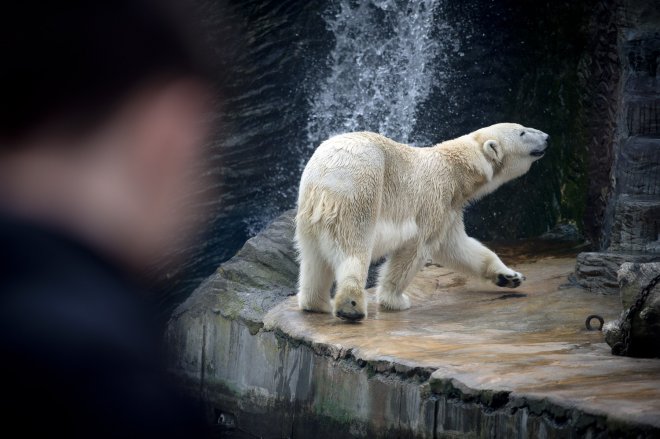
[619, 262, 660, 308]
[610, 195, 660, 254]
[166, 212, 660, 437]
[616, 137, 660, 197]
[168, 210, 298, 335]
[575, 0, 660, 294]
[573, 251, 660, 294]
[621, 33, 660, 138]
[577, 0, 622, 249]
[613, 0, 660, 206]
[604, 262, 660, 357]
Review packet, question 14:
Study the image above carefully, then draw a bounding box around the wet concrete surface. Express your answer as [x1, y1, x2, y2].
[167, 217, 660, 437]
[264, 244, 660, 430]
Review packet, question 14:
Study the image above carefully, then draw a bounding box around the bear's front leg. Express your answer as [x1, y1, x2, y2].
[436, 227, 526, 289]
[376, 244, 424, 310]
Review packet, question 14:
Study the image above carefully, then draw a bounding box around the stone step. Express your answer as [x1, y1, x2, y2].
[574, 250, 660, 293]
[609, 194, 660, 253]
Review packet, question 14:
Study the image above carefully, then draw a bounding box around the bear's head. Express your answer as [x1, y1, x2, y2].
[469, 122, 549, 200]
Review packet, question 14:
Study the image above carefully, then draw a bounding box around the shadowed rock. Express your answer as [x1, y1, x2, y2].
[574, 251, 660, 294]
[574, 1, 660, 299]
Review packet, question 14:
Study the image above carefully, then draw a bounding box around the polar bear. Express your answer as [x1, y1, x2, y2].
[295, 123, 549, 321]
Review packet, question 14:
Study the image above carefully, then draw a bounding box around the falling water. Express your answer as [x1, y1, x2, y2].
[161, 0, 580, 313]
[157, 0, 462, 307]
[306, 0, 456, 149]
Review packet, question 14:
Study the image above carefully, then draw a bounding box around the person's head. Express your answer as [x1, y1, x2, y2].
[0, 1, 214, 271]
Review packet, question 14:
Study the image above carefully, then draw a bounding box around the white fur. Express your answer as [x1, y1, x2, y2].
[295, 124, 548, 320]
[372, 219, 418, 261]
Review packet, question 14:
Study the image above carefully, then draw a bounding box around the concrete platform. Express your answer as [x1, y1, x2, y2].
[166, 211, 660, 438]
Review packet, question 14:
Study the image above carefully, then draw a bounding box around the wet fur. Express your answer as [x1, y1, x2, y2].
[295, 123, 548, 320]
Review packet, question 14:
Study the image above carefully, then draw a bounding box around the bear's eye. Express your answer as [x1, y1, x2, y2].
[520, 131, 526, 136]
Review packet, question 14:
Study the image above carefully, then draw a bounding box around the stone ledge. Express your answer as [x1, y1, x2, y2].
[166, 212, 660, 437]
[574, 251, 660, 294]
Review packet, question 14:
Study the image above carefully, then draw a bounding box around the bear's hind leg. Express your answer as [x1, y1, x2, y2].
[297, 243, 334, 313]
[333, 254, 369, 321]
[377, 244, 423, 310]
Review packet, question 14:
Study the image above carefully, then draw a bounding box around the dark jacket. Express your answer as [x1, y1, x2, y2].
[0, 214, 205, 438]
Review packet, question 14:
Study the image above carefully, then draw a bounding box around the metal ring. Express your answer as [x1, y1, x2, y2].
[585, 314, 604, 331]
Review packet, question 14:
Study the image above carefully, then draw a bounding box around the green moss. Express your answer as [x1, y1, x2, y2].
[314, 398, 355, 424]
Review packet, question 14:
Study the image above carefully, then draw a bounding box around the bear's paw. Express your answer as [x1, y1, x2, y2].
[333, 286, 367, 322]
[494, 271, 526, 288]
[378, 292, 412, 311]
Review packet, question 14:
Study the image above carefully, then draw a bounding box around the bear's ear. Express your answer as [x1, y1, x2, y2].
[482, 139, 501, 162]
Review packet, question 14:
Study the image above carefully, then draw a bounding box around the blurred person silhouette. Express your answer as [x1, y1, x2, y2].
[0, 1, 215, 437]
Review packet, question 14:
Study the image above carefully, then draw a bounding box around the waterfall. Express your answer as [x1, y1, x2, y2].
[244, 0, 459, 236]
[160, 0, 585, 311]
[306, 0, 455, 150]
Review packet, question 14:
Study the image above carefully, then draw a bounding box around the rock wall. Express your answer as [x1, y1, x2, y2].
[577, 0, 622, 248]
[574, 0, 660, 293]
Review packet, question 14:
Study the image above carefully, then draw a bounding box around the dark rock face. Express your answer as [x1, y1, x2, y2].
[577, 0, 622, 249]
[434, 0, 591, 241]
[609, 195, 660, 253]
[609, 28, 660, 254]
[574, 0, 660, 294]
[616, 137, 660, 197]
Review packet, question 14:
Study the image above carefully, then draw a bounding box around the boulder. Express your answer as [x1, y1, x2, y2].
[574, 251, 660, 294]
[604, 262, 660, 357]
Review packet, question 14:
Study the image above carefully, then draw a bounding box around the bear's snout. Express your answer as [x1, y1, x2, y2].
[530, 132, 549, 157]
